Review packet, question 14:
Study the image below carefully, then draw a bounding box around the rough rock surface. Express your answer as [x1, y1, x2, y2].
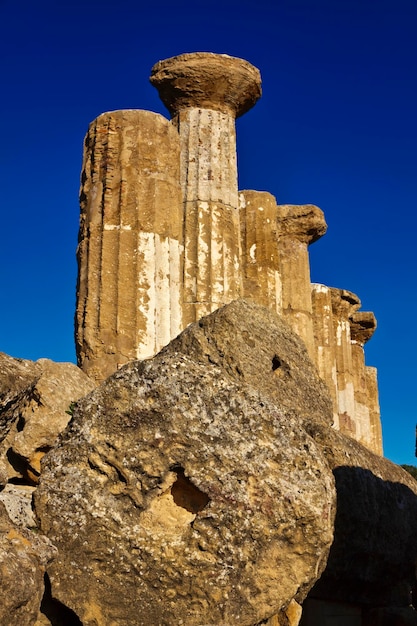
[0, 501, 56, 626]
[304, 421, 417, 609]
[150, 52, 262, 118]
[35, 300, 335, 626]
[0, 352, 41, 444]
[0, 357, 95, 484]
[167, 298, 333, 429]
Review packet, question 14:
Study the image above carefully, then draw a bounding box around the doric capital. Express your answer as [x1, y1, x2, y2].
[349, 311, 377, 345]
[330, 287, 361, 318]
[276, 204, 327, 244]
[150, 52, 261, 118]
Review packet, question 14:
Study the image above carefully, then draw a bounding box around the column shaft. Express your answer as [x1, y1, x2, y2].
[366, 366, 383, 455]
[311, 284, 339, 428]
[239, 190, 282, 313]
[174, 108, 241, 323]
[76, 110, 183, 382]
[330, 289, 361, 438]
[276, 204, 327, 360]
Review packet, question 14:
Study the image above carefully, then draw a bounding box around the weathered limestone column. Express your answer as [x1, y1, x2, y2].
[330, 288, 361, 439]
[311, 283, 339, 428]
[276, 204, 327, 360]
[76, 110, 183, 382]
[366, 366, 383, 455]
[239, 190, 282, 313]
[349, 311, 378, 452]
[150, 53, 261, 323]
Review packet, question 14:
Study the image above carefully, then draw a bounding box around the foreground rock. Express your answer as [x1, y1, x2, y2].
[35, 300, 336, 626]
[0, 355, 95, 485]
[0, 501, 56, 626]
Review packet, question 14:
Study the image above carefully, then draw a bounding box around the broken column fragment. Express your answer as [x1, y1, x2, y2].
[239, 190, 282, 313]
[330, 288, 361, 438]
[150, 52, 261, 323]
[276, 204, 327, 360]
[349, 311, 382, 455]
[75, 109, 183, 382]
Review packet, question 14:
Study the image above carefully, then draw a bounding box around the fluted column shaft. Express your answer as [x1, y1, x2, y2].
[330, 288, 361, 438]
[311, 284, 339, 428]
[350, 311, 383, 455]
[276, 204, 327, 360]
[239, 190, 282, 313]
[174, 107, 240, 322]
[365, 366, 383, 455]
[150, 52, 261, 324]
[76, 110, 183, 382]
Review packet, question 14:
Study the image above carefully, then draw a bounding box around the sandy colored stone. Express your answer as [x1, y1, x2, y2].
[240, 190, 282, 313]
[0, 501, 56, 626]
[330, 287, 361, 438]
[311, 283, 340, 428]
[76, 109, 183, 382]
[35, 300, 335, 626]
[0, 352, 41, 444]
[151, 53, 261, 325]
[276, 205, 327, 360]
[150, 52, 262, 118]
[168, 298, 333, 429]
[0, 358, 95, 483]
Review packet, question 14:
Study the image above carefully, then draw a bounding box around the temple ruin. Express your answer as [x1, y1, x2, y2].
[75, 52, 382, 456]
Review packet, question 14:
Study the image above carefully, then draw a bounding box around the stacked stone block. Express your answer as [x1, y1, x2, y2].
[75, 52, 383, 456]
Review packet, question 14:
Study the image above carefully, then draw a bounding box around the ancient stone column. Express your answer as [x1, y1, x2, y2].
[311, 283, 339, 428]
[349, 311, 378, 451]
[330, 288, 361, 438]
[239, 190, 282, 313]
[150, 52, 261, 323]
[366, 366, 383, 456]
[76, 109, 183, 382]
[276, 204, 327, 360]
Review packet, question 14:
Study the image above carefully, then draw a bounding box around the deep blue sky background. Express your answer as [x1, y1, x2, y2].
[1, 0, 416, 465]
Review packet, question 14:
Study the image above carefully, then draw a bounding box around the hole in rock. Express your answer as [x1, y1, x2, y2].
[40, 573, 84, 625]
[272, 355, 282, 371]
[170, 466, 210, 514]
[16, 416, 25, 432]
[272, 355, 290, 377]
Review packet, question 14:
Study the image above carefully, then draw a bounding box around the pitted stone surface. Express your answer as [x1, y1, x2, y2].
[35, 300, 335, 626]
[0, 502, 56, 626]
[0, 357, 95, 484]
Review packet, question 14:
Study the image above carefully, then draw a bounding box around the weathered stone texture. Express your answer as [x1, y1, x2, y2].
[276, 204, 327, 361]
[35, 300, 335, 626]
[150, 52, 261, 118]
[311, 284, 339, 428]
[0, 501, 56, 626]
[151, 53, 261, 325]
[330, 287, 361, 437]
[0, 356, 94, 485]
[76, 109, 183, 382]
[240, 190, 282, 312]
[350, 311, 378, 451]
[167, 299, 333, 429]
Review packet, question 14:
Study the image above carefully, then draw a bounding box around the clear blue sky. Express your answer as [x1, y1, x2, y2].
[1, 0, 416, 465]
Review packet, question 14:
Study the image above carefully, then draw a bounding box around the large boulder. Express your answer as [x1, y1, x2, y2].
[35, 300, 336, 626]
[167, 298, 333, 429]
